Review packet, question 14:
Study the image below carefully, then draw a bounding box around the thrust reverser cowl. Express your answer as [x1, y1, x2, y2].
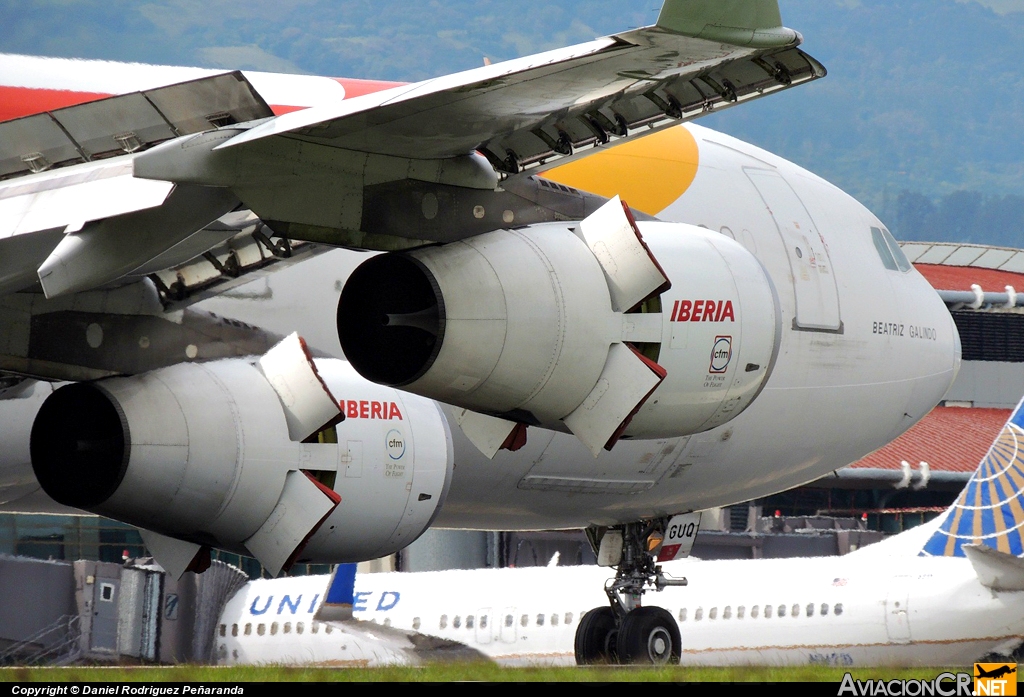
[626, 222, 781, 438]
[338, 199, 781, 455]
[29, 335, 453, 577]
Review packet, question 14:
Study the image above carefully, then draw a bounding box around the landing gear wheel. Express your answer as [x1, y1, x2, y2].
[617, 606, 680, 665]
[575, 606, 618, 664]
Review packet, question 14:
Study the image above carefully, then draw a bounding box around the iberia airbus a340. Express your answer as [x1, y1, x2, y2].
[0, 0, 958, 663]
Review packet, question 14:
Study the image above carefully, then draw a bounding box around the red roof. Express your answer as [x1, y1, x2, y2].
[915, 263, 1024, 293]
[851, 406, 1008, 473]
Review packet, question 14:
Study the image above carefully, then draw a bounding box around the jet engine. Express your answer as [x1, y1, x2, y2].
[338, 197, 780, 456]
[29, 334, 453, 577]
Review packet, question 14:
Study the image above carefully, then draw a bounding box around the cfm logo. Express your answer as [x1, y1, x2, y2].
[709, 336, 732, 374]
[671, 299, 735, 323]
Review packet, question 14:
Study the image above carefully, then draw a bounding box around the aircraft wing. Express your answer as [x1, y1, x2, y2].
[0, 0, 824, 306]
[0, 0, 825, 386]
[128, 0, 823, 257]
[218, 0, 824, 174]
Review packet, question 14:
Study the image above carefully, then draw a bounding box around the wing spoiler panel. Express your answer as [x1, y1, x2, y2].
[0, 71, 272, 182]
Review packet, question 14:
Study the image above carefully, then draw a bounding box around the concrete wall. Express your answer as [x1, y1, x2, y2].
[400, 529, 490, 571]
[0, 556, 75, 651]
[945, 360, 1024, 408]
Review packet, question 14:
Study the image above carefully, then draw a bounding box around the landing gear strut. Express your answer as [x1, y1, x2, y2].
[575, 516, 696, 665]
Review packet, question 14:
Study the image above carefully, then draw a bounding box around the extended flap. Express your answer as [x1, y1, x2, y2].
[35, 182, 237, 298]
[0, 71, 272, 181]
[0, 162, 174, 240]
[244, 469, 341, 577]
[258, 332, 344, 442]
[563, 342, 666, 456]
[220, 15, 821, 179]
[576, 196, 670, 312]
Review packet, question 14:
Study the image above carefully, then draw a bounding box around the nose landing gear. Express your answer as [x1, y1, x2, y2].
[575, 515, 698, 665]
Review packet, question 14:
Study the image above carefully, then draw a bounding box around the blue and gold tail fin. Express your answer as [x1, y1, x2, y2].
[921, 396, 1024, 557]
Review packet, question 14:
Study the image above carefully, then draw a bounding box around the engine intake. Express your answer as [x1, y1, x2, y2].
[339, 197, 670, 456]
[339, 254, 444, 386]
[32, 382, 128, 509]
[30, 338, 453, 577]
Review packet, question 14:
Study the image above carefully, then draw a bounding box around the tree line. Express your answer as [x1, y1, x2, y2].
[883, 191, 1024, 248]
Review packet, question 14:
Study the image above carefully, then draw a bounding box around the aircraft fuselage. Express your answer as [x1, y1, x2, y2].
[429, 124, 958, 529]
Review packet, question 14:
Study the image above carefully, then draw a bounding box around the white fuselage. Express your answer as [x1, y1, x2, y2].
[216, 540, 1024, 667]
[192, 121, 962, 532]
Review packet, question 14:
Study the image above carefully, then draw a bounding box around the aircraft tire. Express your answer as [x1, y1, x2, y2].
[617, 606, 680, 665]
[574, 606, 618, 664]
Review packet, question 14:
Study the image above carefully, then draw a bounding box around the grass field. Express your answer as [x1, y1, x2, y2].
[0, 664, 972, 682]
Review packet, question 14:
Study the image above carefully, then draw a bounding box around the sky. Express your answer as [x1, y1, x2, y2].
[0, 1, 1018, 72]
[0, 1, 1018, 77]
[959, 0, 1024, 13]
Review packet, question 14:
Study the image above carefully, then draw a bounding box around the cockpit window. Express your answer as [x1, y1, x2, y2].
[871, 227, 899, 271]
[883, 227, 912, 272]
[872, 226, 912, 273]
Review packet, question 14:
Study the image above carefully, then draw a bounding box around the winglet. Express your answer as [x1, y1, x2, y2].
[920, 394, 1024, 558]
[657, 0, 800, 48]
[314, 563, 358, 622]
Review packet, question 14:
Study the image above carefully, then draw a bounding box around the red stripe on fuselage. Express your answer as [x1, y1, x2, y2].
[0, 85, 325, 122]
[269, 104, 305, 115]
[332, 77, 404, 99]
[0, 85, 111, 122]
[1, 78, 402, 124]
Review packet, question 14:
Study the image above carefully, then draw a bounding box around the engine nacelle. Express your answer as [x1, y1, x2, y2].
[622, 222, 781, 438]
[340, 231, 612, 413]
[29, 344, 453, 576]
[338, 198, 780, 454]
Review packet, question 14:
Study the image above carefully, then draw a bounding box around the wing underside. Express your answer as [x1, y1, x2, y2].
[0, 0, 825, 365]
